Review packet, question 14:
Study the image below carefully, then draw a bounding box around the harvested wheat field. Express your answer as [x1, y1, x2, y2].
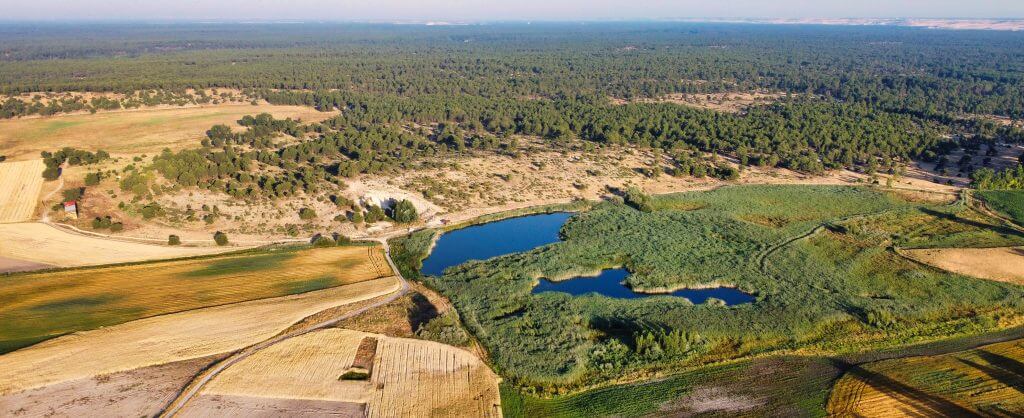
[0, 222, 238, 268]
[0, 276, 400, 395]
[0, 244, 392, 353]
[903, 247, 1024, 284]
[195, 328, 502, 418]
[0, 159, 44, 223]
[828, 339, 1024, 417]
[0, 104, 336, 160]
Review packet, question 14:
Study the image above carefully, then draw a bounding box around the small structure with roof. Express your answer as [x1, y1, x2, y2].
[63, 201, 78, 220]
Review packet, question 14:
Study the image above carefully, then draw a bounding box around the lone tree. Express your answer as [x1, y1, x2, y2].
[168, 235, 181, 245]
[213, 231, 229, 246]
[391, 199, 419, 223]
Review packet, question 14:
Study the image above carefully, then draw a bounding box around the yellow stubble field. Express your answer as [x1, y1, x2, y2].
[0, 160, 45, 223]
[197, 328, 502, 418]
[0, 103, 337, 160]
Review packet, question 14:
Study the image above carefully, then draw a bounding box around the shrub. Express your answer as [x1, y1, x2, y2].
[109, 222, 124, 232]
[299, 207, 318, 220]
[313, 235, 336, 247]
[213, 231, 229, 246]
[91, 216, 112, 229]
[84, 172, 102, 186]
[333, 233, 351, 245]
[391, 199, 419, 223]
[42, 165, 60, 181]
[168, 235, 181, 245]
[624, 187, 654, 212]
[140, 202, 164, 219]
[62, 187, 85, 202]
[364, 205, 387, 223]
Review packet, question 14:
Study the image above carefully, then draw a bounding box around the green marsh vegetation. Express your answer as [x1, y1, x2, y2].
[396, 185, 1024, 396]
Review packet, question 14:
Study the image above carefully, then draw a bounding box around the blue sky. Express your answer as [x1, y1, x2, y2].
[1, 0, 1021, 21]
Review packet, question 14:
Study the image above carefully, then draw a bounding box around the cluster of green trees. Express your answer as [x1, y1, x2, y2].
[41, 147, 109, 180]
[4, 23, 1024, 119]
[972, 164, 1024, 190]
[0, 90, 241, 119]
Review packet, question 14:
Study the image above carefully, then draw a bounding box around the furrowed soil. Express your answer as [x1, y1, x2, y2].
[0, 245, 393, 353]
[197, 328, 501, 418]
[0, 103, 337, 160]
[0, 276, 400, 395]
[0, 159, 44, 223]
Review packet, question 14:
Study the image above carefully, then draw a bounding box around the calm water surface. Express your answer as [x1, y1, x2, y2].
[420, 212, 572, 276]
[532, 268, 754, 305]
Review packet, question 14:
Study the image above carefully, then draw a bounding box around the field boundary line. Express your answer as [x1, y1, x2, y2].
[158, 238, 409, 417]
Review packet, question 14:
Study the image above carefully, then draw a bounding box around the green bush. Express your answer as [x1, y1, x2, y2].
[299, 207, 318, 220]
[213, 231, 229, 246]
[168, 235, 181, 245]
[84, 172, 102, 186]
[391, 199, 419, 223]
[313, 235, 336, 247]
[109, 222, 123, 232]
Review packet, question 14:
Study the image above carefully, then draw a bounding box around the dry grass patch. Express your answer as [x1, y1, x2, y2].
[902, 247, 1024, 284]
[0, 160, 44, 223]
[611, 92, 784, 113]
[828, 339, 1024, 417]
[0, 245, 392, 352]
[0, 222, 237, 268]
[0, 104, 336, 160]
[0, 276, 400, 394]
[199, 328, 502, 418]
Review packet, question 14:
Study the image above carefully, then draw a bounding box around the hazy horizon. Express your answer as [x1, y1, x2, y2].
[1, 0, 1022, 22]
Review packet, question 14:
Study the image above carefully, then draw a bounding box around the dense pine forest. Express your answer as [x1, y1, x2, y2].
[3, 22, 1024, 195]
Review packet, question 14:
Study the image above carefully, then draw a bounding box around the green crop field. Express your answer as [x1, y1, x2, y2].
[0, 245, 391, 354]
[391, 185, 1024, 404]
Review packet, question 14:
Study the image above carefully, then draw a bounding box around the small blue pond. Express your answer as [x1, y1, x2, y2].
[421, 212, 573, 276]
[532, 268, 755, 306]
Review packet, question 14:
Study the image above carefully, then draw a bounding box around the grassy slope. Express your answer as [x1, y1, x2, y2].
[977, 190, 1024, 227]
[0, 244, 387, 354]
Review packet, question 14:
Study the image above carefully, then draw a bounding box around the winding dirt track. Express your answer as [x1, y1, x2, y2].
[158, 239, 409, 417]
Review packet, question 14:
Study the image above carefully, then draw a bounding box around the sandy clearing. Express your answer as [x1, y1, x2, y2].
[0, 354, 226, 417]
[0, 104, 337, 160]
[0, 256, 51, 274]
[198, 328, 502, 418]
[902, 247, 1024, 284]
[0, 160, 44, 223]
[0, 222, 237, 267]
[0, 276, 400, 395]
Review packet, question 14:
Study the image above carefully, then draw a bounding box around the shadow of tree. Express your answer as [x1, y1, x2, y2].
[919, 207, 1024, 238]
[830, 359, 982, 418]
[407, 292, 439, 331]
[960, 349, 1024, 395]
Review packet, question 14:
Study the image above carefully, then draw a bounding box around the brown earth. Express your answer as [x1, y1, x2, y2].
[0, 354, 226, 418]
[902, 247, 1024, 284]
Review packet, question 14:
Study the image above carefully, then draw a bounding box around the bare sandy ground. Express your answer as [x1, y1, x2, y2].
[183, 394, 365, 417]
[0, 354, 225, 417]
[0, 222, 238, 268]
[197, 328, 501, 418]
[903, 247, 1024, 284]
[0, 256, 51, 274]
[0, 277, 400, 395]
